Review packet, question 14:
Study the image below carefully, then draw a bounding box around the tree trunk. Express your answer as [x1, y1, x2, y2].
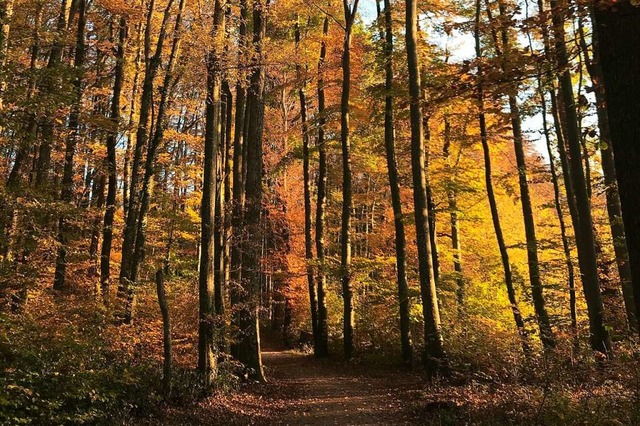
[100, 17, 127, 301]
[296, 20, 319, 353]
[53, 0, 86, 290]
[199, 0, 223, 386]
[314, 10, 330, 358]
[442, 116, 464, 316]
[237, 0, 267, 381]
[377, 0, 412, 366]
[577, 9, 636, 331]
[406, 0, 446, 375]
[230, 0, 248, 359]
[487, 0, 555, 349]
[119, 0, 173, 319]
[474, 0, 528, 352]
[593, 1, 640, 338]
[35, 0, 70, 189]
[340, 0, 359, 361]
[548, 0, 610, 355]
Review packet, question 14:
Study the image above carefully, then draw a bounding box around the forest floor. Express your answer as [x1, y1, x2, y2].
[155, 339, 428, 425]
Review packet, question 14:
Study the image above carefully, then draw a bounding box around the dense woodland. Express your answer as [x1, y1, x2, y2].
[1, 0, 640, 423]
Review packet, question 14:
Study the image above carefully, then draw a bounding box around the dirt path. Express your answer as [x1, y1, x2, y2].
[252, 349, 425, 425]
[157, 347, 427, 425]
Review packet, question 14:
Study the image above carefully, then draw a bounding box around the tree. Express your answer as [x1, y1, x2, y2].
[237, 0, 267, 381]
[296, 19, 319, 354]
[314, 8, 330, 358]
[474, 0, 528, 353]
[100, 16, 127, 301]
[548, 0, 610, 355]
[577, 8, 636, 331]
[339, 0, 359, 360]
[593, 0, 640, 337]
[487, 0, 555, 349]
[53, 0, 87, 290]
[406, 0, 447, 374]
[199, 0, 224, 386]
[377, 0, 412, 366]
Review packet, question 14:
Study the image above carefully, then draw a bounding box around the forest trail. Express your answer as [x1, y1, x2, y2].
[255, 348, 425, 425]
[160, 340, 428, 425]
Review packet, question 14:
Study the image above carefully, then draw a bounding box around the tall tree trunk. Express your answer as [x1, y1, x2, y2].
[487, 0, 555, 349]
[129, 0, 185, 302]
[237, 0, 267, 381]
[340, 0, 359, 361]
[377, 0, 412, 366]
[527, 10, 579, 339]
[442, 117, 464, 315]
[314, 9, 330, 358]
[577, 10, 636, 331]
[296, 20, 319, 353]
[548, 0, 610, 355]
[53, 0, 86, 290]
[35, 0, 70, 189]
[199, 0, 223, 386]
[100, 17, 127, 301]
[474, 0, 528, 352]
[406, 0, 446, 374]
[119, 0, 172, 312]
[230, 0, 248, 359]
[593, 1, 640, 338]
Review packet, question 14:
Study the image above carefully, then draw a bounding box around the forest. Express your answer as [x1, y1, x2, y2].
[1, 0, 640, 423]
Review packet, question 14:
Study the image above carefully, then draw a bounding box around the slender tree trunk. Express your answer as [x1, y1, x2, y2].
[340, 0, 359, 361]
[100, 17, 127, 301]
[296, 20, 319, 353]
[541, 88, 578, 337]
[119, 0, 172, 316]
[199, 0, 223, 386]
[53, 0, 86, 290]
[474, 0, 528, 352]
[377, 0, 412, 366]
[129, 0, 185, 302]
[593, 1, 640, 339]
[442, 117, 464, 315]
[406, 0, 446, 374]
[548, 0, 610, 355]
[314, 10, 330, 358]
[487, 0, 555, 349]
[35, 0, 70, 189]
[230, 0, 248, 358]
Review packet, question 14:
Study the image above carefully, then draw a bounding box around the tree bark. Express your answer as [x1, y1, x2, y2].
[487, 0, 555, 349]
[199, 0, 223, 386]
[577, 9, 636, 331]
[340, 0, 359, 361]
[237, 0, 267, 381]
[406, 0, 446, 374]
[474, 0, 528, 352]
[100, 17, 127, 302]
[314, 9, 330, 358]
[296, 20, 319, 353]
[377, 0, 412, 366]
[53, 0, 86, 290]
[548, 0, 610, 355]
[593, 0, 640, 338]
